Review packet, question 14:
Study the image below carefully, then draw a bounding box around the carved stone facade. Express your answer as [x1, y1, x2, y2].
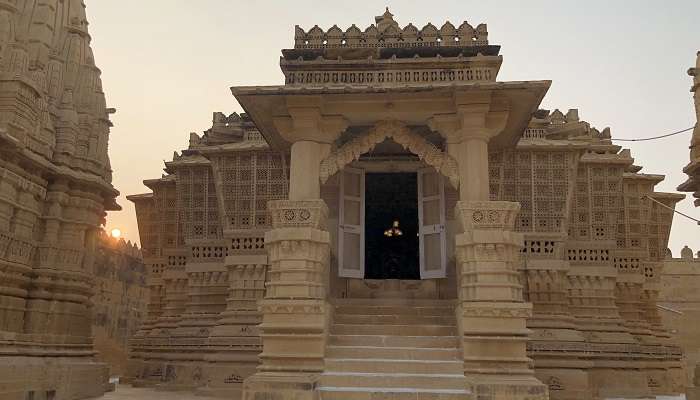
[92, 232, 146, 377]
[0, 0, 119, 399]
[679, 51, 700, 205]
[128, 10, 685, 400]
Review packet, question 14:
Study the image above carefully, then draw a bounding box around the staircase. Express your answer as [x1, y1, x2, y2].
[319, 298, 470, 399]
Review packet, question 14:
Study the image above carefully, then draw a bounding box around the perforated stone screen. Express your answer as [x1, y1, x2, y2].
[211, 151, 290, 230]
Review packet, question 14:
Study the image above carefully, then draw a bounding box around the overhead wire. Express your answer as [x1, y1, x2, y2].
[612, 126, 694, 142]
[644, 195, 700, 225]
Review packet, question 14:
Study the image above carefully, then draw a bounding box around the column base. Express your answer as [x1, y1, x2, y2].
[688, 386, 700, 400]
[467, 375, 548, 400]
[242, 372, 320, 400]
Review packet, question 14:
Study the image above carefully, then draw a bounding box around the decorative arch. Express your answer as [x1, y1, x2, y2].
[319, 120, 460, 188]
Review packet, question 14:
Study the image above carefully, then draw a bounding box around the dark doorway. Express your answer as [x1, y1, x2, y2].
[364, 173, 420, 279]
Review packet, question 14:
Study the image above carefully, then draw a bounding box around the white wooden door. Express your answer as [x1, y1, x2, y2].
[417, 168, 447, 279]
[338, 168, 365, 278]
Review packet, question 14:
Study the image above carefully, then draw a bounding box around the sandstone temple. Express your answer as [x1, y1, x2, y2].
[123, 9, 690, 400]
[0, 0, 119, 399]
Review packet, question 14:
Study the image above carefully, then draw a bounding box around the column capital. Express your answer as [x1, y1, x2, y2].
[428, 109, 509, 144]
[273, 111, 348, 144]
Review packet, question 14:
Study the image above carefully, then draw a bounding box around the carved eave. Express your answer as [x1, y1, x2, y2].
[164, 154, 211, 169]
[679, 159, 700, 191]
[126, 192, 154, 204]
[232, 80, 550, 150]
[143, 174, 176, 190]
[650, 191, 685, 204]
[0, 127, 121, 211]
[516, 137, 590, 150]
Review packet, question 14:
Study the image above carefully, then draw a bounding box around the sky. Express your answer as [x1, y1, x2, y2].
[86, 0, 700, 254]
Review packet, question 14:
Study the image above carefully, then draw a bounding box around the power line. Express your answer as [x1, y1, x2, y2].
[644, 195, 700, 225]
[613, 126, 694, 142]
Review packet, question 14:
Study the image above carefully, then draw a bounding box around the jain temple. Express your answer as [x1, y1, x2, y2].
[2, 3, 700, 400]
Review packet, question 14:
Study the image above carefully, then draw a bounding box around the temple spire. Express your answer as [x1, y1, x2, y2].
[375, 7, 399, 32]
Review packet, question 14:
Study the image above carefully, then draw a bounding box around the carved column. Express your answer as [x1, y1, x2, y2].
[455, 201, 547, 399]
[433, 98, 546, 399]
[242, 200, 330, 400]
[243, 103, 343, 399]
[200, 252, 267, 397]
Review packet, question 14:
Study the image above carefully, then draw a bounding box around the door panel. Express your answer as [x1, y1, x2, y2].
[418, 168, 447, 279]
[338, 168, 365, 278]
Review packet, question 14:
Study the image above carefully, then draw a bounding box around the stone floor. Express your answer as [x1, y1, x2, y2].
[102, 385, 219, 400]
[102, 384, 688, 400]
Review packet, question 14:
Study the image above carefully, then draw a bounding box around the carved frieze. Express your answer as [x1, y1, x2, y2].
[268, 199, 328, 230]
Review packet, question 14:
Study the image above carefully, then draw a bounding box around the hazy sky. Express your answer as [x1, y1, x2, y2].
[87, 1, 700, 254]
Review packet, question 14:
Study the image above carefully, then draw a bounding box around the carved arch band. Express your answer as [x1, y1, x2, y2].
[319, 120, 460, 188]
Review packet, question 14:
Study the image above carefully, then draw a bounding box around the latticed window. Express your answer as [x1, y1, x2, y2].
[490, 150, 571, 234]
[176, 166, 220, 241]
[212, 151, 290, 230]
[152, 182, 179, 249]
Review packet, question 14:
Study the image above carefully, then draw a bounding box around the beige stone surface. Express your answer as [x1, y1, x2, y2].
[102, 385, 218, 400]
[678, 51, 700, 205]
[126, 9, 687, 400]
[92, 233, 147, 376]
[0, 0, 118, 398]
[660, 252, 700, 386]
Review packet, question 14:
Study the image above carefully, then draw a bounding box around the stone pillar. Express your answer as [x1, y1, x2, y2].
[242, 200, 330, 400]
[200, 254, 267, 398]
[455, 201, 547, 399]
[432, 98, 546, 399]
[243, 105, 344, 399]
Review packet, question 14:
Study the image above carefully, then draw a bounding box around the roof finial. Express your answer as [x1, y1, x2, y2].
[376, 7, 398, 32]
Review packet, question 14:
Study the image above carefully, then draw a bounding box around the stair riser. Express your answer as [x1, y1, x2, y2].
[330, 335, 460, 348]
[320, 374, 466, 390]
[325, 360, 463, 374]
[335, 306, 454, 316]
[332, 324, 457, 336]
[326, 346, 461, 361]
[334, 314, 455, 325]
[318, 390, 470, 400]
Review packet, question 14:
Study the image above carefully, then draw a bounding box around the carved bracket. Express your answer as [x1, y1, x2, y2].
[319, 120, 460, 188]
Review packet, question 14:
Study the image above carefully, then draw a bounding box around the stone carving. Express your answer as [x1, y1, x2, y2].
[294, 8, 488, 49]
[268, 199, 328, 230]
[126, 9, 687, 400]
[320, 120, 460, 188]
[0, 0, 117, 398]
[679, 52, 700, 205]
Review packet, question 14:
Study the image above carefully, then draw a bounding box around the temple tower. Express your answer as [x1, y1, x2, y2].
[0, 0, 119, 399]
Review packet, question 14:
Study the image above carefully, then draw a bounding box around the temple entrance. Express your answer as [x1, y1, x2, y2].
[338, 166, 447, 280]
[364, 173, 419, 280]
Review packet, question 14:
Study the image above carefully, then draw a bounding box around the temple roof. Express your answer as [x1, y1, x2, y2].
[232, 80, 550, 150]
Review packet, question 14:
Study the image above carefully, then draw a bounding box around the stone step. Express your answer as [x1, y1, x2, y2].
[331, 323, 457, 336]
[329, 334, 460, 348]
[320, 371, 467, 391]
[325, 358, 464, 374]
[318, 386, 472, 400]
[333, 298, 455, 306]
[335, 305, 454, 317]
[334, 313, 455, 326]
[326, 345, 461, 361]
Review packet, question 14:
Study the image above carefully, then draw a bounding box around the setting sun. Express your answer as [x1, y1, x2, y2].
[110, 228, 122, 239]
